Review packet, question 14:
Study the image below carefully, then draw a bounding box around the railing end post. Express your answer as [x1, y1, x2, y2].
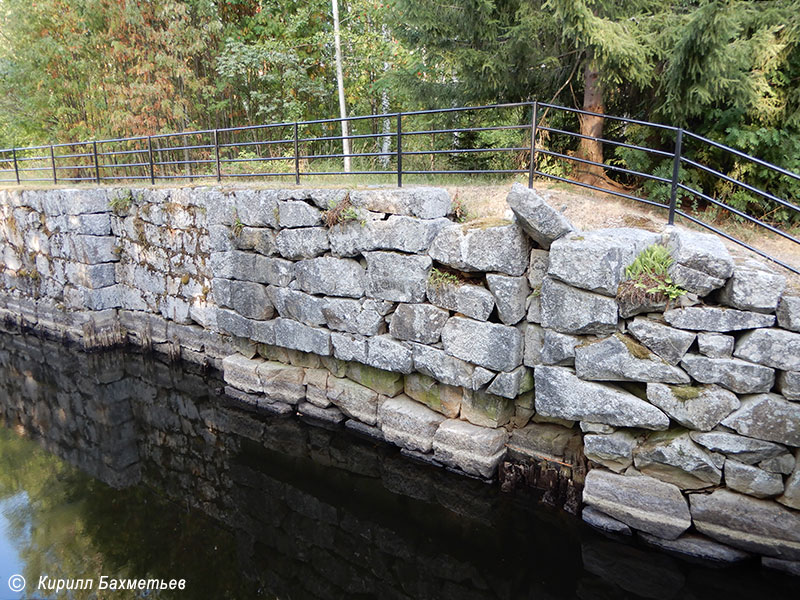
[528, 101, 539, 189]
[668, 128, 684, 226]
[396, 112, 403, 188]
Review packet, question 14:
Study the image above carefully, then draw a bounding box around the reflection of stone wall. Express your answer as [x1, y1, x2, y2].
[1, 182, 800, 571]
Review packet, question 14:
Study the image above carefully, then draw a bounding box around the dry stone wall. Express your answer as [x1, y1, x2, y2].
[1, 182, 800, 572]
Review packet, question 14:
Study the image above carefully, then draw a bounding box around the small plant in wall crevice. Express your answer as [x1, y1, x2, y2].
[617, 244, 687, 309]
[322, 193, 366, 228]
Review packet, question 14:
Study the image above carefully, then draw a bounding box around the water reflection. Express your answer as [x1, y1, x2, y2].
[0, 326, 796, 599]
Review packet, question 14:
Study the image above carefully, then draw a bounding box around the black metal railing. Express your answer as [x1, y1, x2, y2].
[0, 101, 798, 274]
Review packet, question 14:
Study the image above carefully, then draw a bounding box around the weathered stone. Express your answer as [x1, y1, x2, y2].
[275, 227, 329, 259]
[432, 419, 508, 478]
[210, 251, 254, 280]
[216, 308, 254, 340]
[426, 280, 494, 321]
[721, 393, 800, 446]
[298, 402, 344, 424]
[486, 366, 533, 399]
[778, 371, 800, 401]
[539, 329, 581, 366]
[540, 277, 618, 335]
[378, 394, 446, 453]
[227, 281, 273, 321]
[295, 256, 365, 298]
[233, 226, 276, 255]
[718, 262, 786, 313]
[327, 376, 379, 425]
[322, 298, 388, 336]
[582, 506, 632, 535]
[349, 187, 451, 219]
[664, 306, 775, 332]
[575, 334, 691, 384]
[762, 557, 800, 576]
[697, 332, 734, 358]
[646, 383, 740, 432]
[549, 229, 659, 295]
[304, 368, 331, 407]
[584, 431, 641, 473]
[526, 292, 542, 323]
[440, 316, 523, 371]
[633, 430, 723, 489]
[627, 317, 696, 365]
[273, 318, 331, 356]
[617, 291, 668, 320]
[222, 353, 262, 393]
[689, 431, 788, 465]
[251, 255, 295, 287]
[461, 389, 515, 428]
[267, 287, 327, 326]
[486, 273, 529, 325]
[506, 422, 583, 466]
[364, 251, 431, 303]
[528, 249, 549, 288]
[734, 328, 800, 372]
[388, 303, 449, 344]
[341, 215, 452, 254]
[534, 366, 670, 429]
[690, 489, 800, 559]
[277, 200, 322, 228]
[346, 361, 404, 396]
[365, 335, 413, 374]
[256, 361, 306, 404]
[472, 366, 495, 389]
[724, 460, 784, 498]
[582, 470, 691, 540]
[232, 189, 278, 227]
[680, 354, 775, 394]
[428, 222, 529, 276]
[581, 422, 616, 434]
[638, 533, 750, 563]
[410, 343, 476, 390]
[760, 453, 796, 475]
[404, 373, 462, 418]
[665, 227, 734, 288]
[777, 295, 800, 332]
[505, 183, 574, 248]
[778, 451, 800, 510]
[668, 263, 726, 296]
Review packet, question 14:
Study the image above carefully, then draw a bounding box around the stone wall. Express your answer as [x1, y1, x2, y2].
[1, 182, 799, 573]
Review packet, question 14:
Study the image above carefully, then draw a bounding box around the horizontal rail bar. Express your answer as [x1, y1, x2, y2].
[403, 102, 531, 117]
[298, 170, 397, 176]
[681, 157, 800, 215]
[53, 152, 94, 160]
[96, 148, 148, 157]
[535, 170, 670, 210]
[405, 169, 528, 175]
[152, 159, 216, 167]
[152, 144, 215, 153]
[677, 183, 800, 245]
[151, 129, 215, 140]
[537, 148, 672, 184]
[220, 156, 294, 164]
[537, 125, 674, 158]
[222, 172, 306, 178]
[297, 131, 398, 144]
[403, 147, 527, 157]
[98, 162, 149, 169]
[675, 209, 799, 275]
[153, 173, 215, 179]
[298, 151, 394, 160]
[15, 156, 49, 162]
[402, 124, 528, 137]
[219, 138, 294, 149]
[538, 102, 678, 132]
[683, 130, 800, 183]
[53, 164, 95, 171]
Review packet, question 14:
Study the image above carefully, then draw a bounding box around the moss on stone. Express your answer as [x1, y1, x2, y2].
[461, 217, 512, 231]
[346, 362, 403, 396]
[670, 385, 702, 402]
[615, 332, 653, 360]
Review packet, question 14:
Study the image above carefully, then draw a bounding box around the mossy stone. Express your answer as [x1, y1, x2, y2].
[346, 362, 403, 396]
[404, 373, 461, 418]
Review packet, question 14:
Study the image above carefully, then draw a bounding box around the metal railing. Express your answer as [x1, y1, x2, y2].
[0, 101, 798, 274]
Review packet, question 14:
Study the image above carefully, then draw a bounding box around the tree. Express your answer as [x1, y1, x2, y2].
[332, 0, 352, 171]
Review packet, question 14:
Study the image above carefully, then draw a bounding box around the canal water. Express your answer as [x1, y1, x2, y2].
[0, 326, 796, 600]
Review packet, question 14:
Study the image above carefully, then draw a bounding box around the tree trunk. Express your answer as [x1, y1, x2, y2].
[576, 59, 605, 185]
[332, 0, 351, 172]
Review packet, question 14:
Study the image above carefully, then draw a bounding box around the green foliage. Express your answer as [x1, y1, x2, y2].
[625, 244, 674, 279]
[108, 192, 133, 215]
[621, 244, 687, 304]
[428, 268, 460, 288]
[322, 193, 366, 227]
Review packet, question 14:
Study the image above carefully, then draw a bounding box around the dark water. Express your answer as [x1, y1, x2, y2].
[0, 328, 796, 600]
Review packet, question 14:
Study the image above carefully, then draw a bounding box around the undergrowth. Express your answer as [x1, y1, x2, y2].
[617, 244, 687, 309]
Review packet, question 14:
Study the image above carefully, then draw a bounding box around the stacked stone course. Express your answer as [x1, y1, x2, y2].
[1, 182, 800, 572]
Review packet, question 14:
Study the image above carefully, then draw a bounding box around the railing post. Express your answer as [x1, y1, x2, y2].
[12, 149, 20, 184]
[92, 140, 101, 184]
[396, 112, 403, 188]
[294, 122, 300, 185]
[147, 136, 155, 185]
[213, 130, 221, 182]
[528, 101, 538, 188]
[50, 145, 57, 184]
[668, 128, 683, 225]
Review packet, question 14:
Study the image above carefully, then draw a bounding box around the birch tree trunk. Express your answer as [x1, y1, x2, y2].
[332, 0, 351, 172]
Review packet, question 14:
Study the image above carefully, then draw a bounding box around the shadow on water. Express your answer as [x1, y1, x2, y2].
[0, 325, 796, 600]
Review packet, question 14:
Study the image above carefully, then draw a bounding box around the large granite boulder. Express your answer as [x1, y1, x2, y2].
[548, 228, 659, 296]
[582, 470, 691, 540]
[440, 316, 523, 372]
[428, 221, 529, 276]
[733, 328, 800, 372]
[388, 303, 449, 344]
[349, 187, 451, 219]
[627, 317, 695, 365]
[574, 334, 691, 384]
[486, 273, 530, 325]
[534, 366, 669, 429]
[295, 256, 365, 298]
[505, 182, 574, 248]
[724, 460, 784, 499]
[584, 431, 641, 473]
[540, 277, 618, 335]
[327, 376, 379, 425]
[718, 261, 786, 313]
[680, 354, 775, 394]
[721, 393, 800, 447]
[633, 430, 723, 490]
[426, 280, 494, 321]
[690, 489, 800, 559]
[777, 295, 800, 332]
[364, 251, 431, 303]
[378, 394, 446, 453]
[689, 431, 790, 465]
[664, 227, 734, 295]
[432, 419, 508, 478]
[646, 383, 740, 432]
[664, 306, 775, 331]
